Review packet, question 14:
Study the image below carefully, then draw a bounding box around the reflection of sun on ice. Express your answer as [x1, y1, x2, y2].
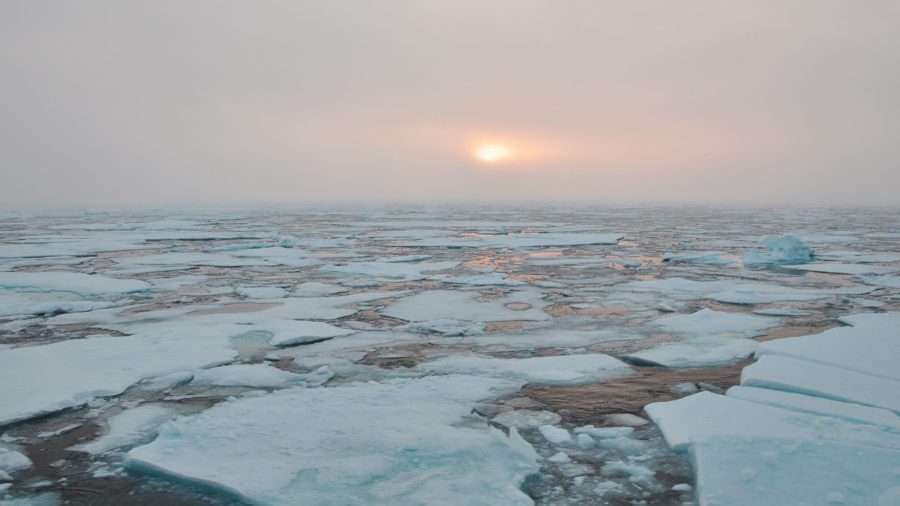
[474, 144, 515, 163]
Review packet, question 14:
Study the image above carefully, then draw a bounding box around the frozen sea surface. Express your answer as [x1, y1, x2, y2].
[0, 206, 898, 504]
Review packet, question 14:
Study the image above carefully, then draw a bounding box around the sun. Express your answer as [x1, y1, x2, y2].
[474, 143, 516, 163]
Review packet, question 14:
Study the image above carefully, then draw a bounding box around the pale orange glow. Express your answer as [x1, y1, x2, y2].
[474, 143, 516, 163]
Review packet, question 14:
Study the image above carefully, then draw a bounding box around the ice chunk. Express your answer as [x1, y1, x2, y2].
[0, 449, 32, 474]
[291, 282, 349, 297]
[0, 272, 150, 295]
[574, 426, 634, 439]
[418, 353, 633, 385]
[600, 461, 656, 488]
[259, 320, 355, 347]
[538, 425, 572, 445]
[126, 376, 537, 505]
[623, 336, 758, 368]
[492, 410, 562, 430]
[726, 386, 900, 431]
[0, 330, 237, 426]
[191, 364, 301, 388]
[742, 234, 814, 265]
[740, 355, 900, 413]
[548, 451, 571, 463]
[757, 312, 900, 381]
[72, 405, 176, 455]
[383, 289, 549, 322]
[650, 308, 778, 339]
[691, 435, 900, 506]
[645, 392, 900, 452]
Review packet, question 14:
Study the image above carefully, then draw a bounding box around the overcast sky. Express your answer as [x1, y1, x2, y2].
[2, 1, 898, 209]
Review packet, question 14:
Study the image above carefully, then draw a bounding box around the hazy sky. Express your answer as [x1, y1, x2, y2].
[2, 1, 899, 209]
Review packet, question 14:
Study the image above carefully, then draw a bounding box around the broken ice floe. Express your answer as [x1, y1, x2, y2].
[643, 312, 900, 505]
[126, 376, 538, 505]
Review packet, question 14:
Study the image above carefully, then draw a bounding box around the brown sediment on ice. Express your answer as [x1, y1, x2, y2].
[520, 362, 748, 425]
[544, 304, 632, 317]
[484, 321, 524, 332]
[190, 302, 281, 315]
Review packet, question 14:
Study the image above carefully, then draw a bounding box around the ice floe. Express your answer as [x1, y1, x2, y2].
[756, 312, 900, 381]
[418, 353, 633, 385]
[126, 376, 538, 505]
[0, 272, 150, 296]
[320, 260, 458, 281]
[741, 355, 900, 413]
[691, 435, 900, 506]
[382, 289, 549, 322]
[0, 330, 236, 426]
[72, 404, 177, 455]
[191, 364, 301, 388]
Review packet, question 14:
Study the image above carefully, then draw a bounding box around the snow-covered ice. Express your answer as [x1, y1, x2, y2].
[418, 353, 633, 385]
[190, 364, 301, 388]
[126, 376, 538, 505]
[741, 355, 900, 413]
[691, 435, 900, 506]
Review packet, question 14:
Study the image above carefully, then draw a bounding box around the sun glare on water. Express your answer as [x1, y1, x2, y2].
[474, 144, 516, 163]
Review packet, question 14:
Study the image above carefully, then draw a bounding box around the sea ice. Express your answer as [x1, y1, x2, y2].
[0, 272, 150, 296]
[126, 376, 538, 505]
[623, 336, 758, 368]
[644, 392, 900, 452]
[320, 260, 459, 281]
[740, 355, 900, 413]
[394, 232, 623, 249]
[0, 448, 31, 475]
[691, 435, 900, 506]
[235, 286, 288, 299]
[291, 282, 349, 297]
[726, 386, 900, 431]
[72, 404, 176, 455]
[418, 353, 633, 385]
[0, 330, 236, 426]
[782, 262, 897, 276]
[491, 410, 562, 430]
[649, 308, 777, 339]
[401, 319, 486, 336]
[258, 320, 355, 347]
[191, 364, 301, 388]
[431, 273, 526, 286]
[756, 312, 900, 381]
[382, 289, 549, 322]
[538, 425, 572, 445]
